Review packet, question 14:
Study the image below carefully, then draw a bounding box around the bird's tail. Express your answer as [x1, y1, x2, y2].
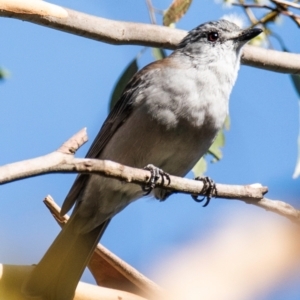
[22, 215, 110, 300]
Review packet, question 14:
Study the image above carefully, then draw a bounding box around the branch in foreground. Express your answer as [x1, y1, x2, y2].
[0, 0, 299, 74]
[0, 264, 147, 300]
[0, 128, 299, 224]
[44, 195, 164, 300]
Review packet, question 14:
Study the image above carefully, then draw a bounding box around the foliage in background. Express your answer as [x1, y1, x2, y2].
[163, 0, 192, 26]
[291, 74, 300, 178]
[0, 68, 9, 80]
[109, 59, 138, 112]
[193, 116, 230, 176]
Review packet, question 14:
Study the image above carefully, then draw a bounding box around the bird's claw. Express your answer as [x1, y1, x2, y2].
[192, 176, 217, 207]
[143, 164, 171, 196]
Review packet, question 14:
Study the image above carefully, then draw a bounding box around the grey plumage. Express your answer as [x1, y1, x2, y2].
[23, 20, 262, 300]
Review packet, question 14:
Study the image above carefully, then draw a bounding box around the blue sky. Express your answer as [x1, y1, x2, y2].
[0, 0, 299, 299]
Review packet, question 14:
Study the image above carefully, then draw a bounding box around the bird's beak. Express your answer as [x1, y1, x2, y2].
[237, 27, 263, 42]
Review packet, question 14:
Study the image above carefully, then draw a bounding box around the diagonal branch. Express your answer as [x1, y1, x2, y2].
[0, 0, 300, 74]
[43, 195, 164, 299]
[0, 264, 148, 300]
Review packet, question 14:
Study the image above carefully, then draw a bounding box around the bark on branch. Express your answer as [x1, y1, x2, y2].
[0, 128, 299, 224]
[0, 0, 299, 74]
[0, 128, 267, 200]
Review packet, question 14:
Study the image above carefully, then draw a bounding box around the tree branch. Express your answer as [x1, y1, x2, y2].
[241, 46, 300, 74]
[0, 128, 299, 223]
[0, 128, 267, 201]
[244, 197, 300, 224]
[44, 195, 164, 300]
[0, 0, 299, 74]
[0, 264, 148, 300]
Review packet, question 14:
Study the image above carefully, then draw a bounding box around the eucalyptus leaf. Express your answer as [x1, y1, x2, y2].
[207, 115, 230, 162]
[285, 45, 300, 178]
[291, 74, 300, 96]
[109, 59, 138, 112]
[290, 73, 300, 178]
[207, 130, 225, 162]
[192, 157, 207, 177]
[152, 48, 167, 61]
[293, 126, 300, 178]
[274, 44, 300, 178]
[163, 0, 193, 26]
[0, 68, 9, 80]
[192, 115, 230, 176]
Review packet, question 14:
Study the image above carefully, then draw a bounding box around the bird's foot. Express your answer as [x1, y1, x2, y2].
[192, 176, 217, 207]
[143, 164, 171, 196]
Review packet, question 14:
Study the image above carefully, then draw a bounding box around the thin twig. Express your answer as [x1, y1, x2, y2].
[233, 2, 275, 11]
[145, 0, 157, 24]
[234, 0, 300, 27]
[237, 0, 259, 24]
[251, 10, 279, 26]
[246, 197, 300, 224]
[271, 0, 300, 9]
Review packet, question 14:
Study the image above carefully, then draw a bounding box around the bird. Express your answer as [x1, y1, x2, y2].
[23, 20, 262, 300]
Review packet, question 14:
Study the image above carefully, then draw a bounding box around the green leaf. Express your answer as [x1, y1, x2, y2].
[292, 78, 300, 178]
[163, 0, 193, 26]
[192, 115, 230, 177]
[109, 59, 138, 112]
[291, 74, 300, 97]
[207, 130, 225, 162]
[293, 122, 300, 179]
[0, 68, 9, 80]
[282, 44, 300, 178]
[192, 157, 207, 177]
[152, 48, 167, 61]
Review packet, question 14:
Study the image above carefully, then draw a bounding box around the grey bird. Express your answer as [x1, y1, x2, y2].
[23, 20, 262, 299]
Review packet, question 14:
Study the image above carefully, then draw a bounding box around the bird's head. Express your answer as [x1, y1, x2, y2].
[177, 19, 262, 62]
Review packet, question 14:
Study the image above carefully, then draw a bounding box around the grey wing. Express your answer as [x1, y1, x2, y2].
[60, 66, 152, 216]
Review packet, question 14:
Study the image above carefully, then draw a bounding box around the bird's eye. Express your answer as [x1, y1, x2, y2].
[207, 32, 219, 42]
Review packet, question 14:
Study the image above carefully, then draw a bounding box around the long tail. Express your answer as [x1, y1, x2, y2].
[22, 215, 110, 300]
